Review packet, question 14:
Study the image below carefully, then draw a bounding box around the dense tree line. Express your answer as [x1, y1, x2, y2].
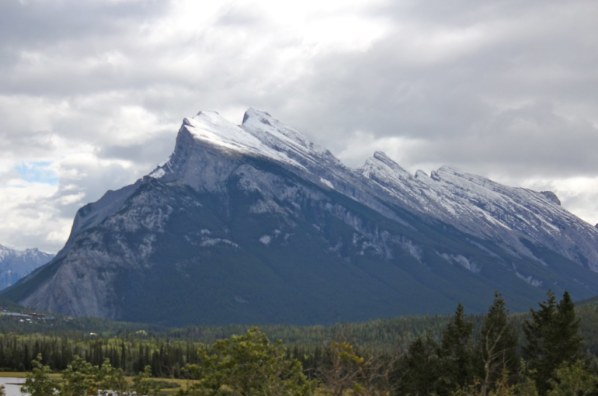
[5, 298, 598, 353]
[0, 334, 204, 377]
[7, 291, 598, 395]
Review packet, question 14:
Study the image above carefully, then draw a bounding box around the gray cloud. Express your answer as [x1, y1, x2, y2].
[270, 1, 598, 177]
[98, 134, 176, 166]
[2, 0, 598, 251]
[0, 1, 168, 46]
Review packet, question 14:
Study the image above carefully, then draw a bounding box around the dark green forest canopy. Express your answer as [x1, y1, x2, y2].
[2, 294, 598, 354]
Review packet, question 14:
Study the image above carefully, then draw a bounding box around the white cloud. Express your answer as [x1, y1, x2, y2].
[0, 180, 69, 252]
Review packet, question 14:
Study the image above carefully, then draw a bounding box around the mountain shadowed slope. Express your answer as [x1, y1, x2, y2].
[3, 109, 598, 325]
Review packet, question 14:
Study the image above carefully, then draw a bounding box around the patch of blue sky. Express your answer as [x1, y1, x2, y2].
[15, 161, 59, 185]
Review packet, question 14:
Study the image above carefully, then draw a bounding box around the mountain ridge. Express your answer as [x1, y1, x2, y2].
[3, 108, 598, 325]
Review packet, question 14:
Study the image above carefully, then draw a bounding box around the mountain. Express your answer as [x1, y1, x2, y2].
[3, 109, 598, 325]
[0, 244, 53, 290]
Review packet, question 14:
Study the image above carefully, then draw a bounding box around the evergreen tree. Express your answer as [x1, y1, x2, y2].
[524, 290, 558, 394]
[553, 292, 583, 364]
[478, 293, 518, 395]
[392, 336, 441, 395]
[524, 291, 583, 395]
[438, 304, 475, 395]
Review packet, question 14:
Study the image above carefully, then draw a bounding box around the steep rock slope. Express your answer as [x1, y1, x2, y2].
[3, 109, 598, 324]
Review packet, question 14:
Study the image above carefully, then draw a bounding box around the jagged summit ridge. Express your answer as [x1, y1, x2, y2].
[157, 108, 336, 174]
[361, 155, 598, 269]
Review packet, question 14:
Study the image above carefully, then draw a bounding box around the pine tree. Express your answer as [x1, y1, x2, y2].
[392, 336, 441, 395]
[553, 292, 582, 364]
[478, 293, 518, 395]
[523, 291, 583, 395]
[438, 304, 475, 395]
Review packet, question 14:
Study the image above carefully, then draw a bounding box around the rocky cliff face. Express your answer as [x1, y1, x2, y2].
[4, 109, 598, 324]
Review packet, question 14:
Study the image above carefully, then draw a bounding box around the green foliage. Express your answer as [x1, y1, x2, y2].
[513, 373, 539, 396]
[60, 355, 99, 396]
[182, 328, 314, 396]
[21, 353, 59, 396]
[547, 360, 598, 396]
[318, 341, 367, 396]
[97, 358, 128, 394]
[132, 365, 161, 396]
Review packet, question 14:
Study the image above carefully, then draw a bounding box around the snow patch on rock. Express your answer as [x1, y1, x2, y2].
[320, 178, 334, 189]
[516, 272, 543, 287]
[441, 253, 480, 273]
[200, 238, 239, 248]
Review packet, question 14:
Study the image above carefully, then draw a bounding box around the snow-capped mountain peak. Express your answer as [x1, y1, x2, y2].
[182, 110, 303, 169]
[163, 108, 342, 177]
[151, 108, 347, 195]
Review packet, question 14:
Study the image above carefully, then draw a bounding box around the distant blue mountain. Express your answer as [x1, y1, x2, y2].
[0, 244, 53, 290]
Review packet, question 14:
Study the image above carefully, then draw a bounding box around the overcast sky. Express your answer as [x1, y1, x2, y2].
[2, 0, 598, 253]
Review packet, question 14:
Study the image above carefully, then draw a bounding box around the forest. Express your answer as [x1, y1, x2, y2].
[1, 291, 598, 395]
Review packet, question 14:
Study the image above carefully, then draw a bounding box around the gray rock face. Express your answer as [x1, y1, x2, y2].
[4, 108, 598, 324]
[540, 191, 561, 206]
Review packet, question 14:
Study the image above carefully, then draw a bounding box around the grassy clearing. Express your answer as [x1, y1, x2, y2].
[0, 371, 27, 378]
